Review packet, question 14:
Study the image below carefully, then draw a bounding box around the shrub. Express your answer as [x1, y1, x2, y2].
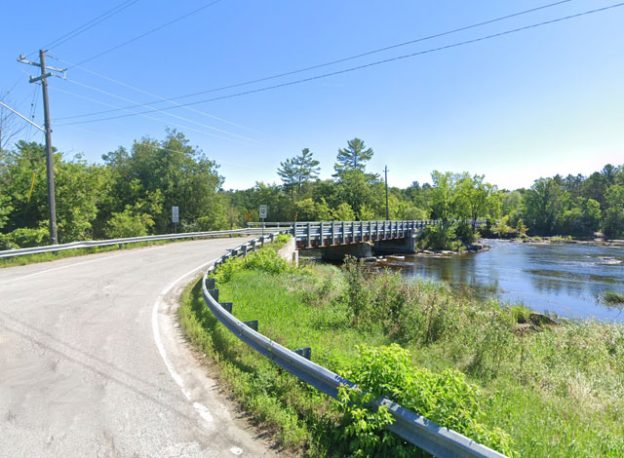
[338, 344, 516, 457]
[341, 256, 374, 325]
[417, 224, 462, 251]
[213, 244, 291, 283]
[1, 225, 49, 248]
[104, 208, 154, 238]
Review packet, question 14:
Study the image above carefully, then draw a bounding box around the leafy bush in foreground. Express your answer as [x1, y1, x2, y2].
[338, 344, 515, 457]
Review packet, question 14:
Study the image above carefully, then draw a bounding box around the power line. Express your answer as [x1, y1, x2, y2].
[58, 2, 624, 127]
[43, 0, 141, 52]
[56, 0, 577, 120]
[54, 59, 260, 134]
[52, 82, 253, 143]
[68, 0, 226, 69]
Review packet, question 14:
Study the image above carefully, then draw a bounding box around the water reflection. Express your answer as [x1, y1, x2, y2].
[383, 240, 624, 322]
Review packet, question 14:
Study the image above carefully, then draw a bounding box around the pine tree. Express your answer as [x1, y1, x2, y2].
[277, 148, 320, 191]
[334, 138, 373, 176]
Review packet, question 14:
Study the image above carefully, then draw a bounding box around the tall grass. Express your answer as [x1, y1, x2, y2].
[179, 251, 624, 457]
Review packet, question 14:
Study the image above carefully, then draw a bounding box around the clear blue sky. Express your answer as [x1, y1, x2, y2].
[1, 0, 622, 190]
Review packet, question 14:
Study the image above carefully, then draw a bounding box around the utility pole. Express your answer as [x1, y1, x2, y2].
[18, 50, 66, 245]
[384, 165, 389, 221]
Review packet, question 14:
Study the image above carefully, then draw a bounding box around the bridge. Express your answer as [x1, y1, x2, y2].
[248, 219, 441, 260]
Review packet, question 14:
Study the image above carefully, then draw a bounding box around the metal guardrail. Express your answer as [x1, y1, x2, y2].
[0, 228, 266, 259]
[201, 232, 506, 458]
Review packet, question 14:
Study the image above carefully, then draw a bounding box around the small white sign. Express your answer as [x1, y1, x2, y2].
[259, 204, 268, 219]
[172, 206, 179, 223]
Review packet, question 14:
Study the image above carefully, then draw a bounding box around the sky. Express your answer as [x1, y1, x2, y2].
[0, 0, 622, 190]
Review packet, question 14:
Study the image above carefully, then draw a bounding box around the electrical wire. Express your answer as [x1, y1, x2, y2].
[43, 0, 141, 52]
[62, 78, 255, 142]
[58, 2, 624, 126]
[68, 0, 226, 69]
[54, 59, 259, 134]
[56, 0, 578, 120]
[51, 84, 250, 144]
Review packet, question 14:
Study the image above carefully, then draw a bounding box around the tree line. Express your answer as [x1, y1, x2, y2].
[0, 130, 622, 248]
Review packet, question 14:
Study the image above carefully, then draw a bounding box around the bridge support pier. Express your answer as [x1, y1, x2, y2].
[373, 232, 417, 255]
[320, 242, 373, 262]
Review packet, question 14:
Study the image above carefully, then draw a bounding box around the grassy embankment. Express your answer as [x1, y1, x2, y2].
[179, 238, 624, 457]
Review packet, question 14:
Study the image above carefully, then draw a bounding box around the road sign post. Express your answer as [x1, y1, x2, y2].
[172, 206, 179, 233]
[259, 205, 268, 236]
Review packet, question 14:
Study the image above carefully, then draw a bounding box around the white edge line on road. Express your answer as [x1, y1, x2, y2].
[151, 255, 221, 425]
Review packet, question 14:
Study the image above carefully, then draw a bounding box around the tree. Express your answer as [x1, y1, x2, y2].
[101, 130, 226, 234]
[429, 171, 454, 222]
[524, 178, 569, 235]
[334, 138, 374, 176]
[277, 148, 320, 192]
[603, 185, 624, 239]
[0, 141, 108, 242]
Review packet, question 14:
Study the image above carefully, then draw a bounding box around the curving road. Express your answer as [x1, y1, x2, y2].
[0, 238, 275, 457]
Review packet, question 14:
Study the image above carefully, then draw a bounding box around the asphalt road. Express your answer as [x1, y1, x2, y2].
[0, 238, 276, 458]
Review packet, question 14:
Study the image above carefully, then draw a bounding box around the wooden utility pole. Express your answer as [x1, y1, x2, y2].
[18, 50, 66, 244]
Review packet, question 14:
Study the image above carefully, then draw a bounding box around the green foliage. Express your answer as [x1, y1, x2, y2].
[524, 178, 570, 236]
[277, 148, 320, 191]
[0, 194, 12, 230]
[104, 207, 155, 238]
[417, 223, 461, 251]
[180, 252, 624, 457]
[295, 197, 332, 221]
[0, 224, 49, 248]
[334, 138, 374, 176]
[339, 344, 514, 456]
[332, 202, 356, 221]
[212, 239, 291, 283]
[603, 185, 624, 239]
[603, 291, 624, 306]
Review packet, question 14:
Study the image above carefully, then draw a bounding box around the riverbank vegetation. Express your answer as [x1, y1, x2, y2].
[603, 291, 624, 307]
[2, 131, 623, 249]
[179, 244, 624, 457]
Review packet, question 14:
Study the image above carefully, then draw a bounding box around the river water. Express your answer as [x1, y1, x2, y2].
[382, 240, 624, 322]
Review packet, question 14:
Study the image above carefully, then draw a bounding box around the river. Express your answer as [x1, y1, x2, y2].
[381, 240, 624, 322]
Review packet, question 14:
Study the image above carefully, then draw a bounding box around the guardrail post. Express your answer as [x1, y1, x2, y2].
[351, 221, 355, 243]
[221, 302, 233, 313]
[206, 278, 216, 289]
[241, 244, 247, 256]
[342, 221, 346, 244]
[331, 222, 336, 245]
[250, 239, 256, 252]
[320, 222, 324, 248]
[208, 288, 219, 302]
[294, 347, 312, 360]
[306, 223, 312, 248]
[244, 320, 259, 331]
